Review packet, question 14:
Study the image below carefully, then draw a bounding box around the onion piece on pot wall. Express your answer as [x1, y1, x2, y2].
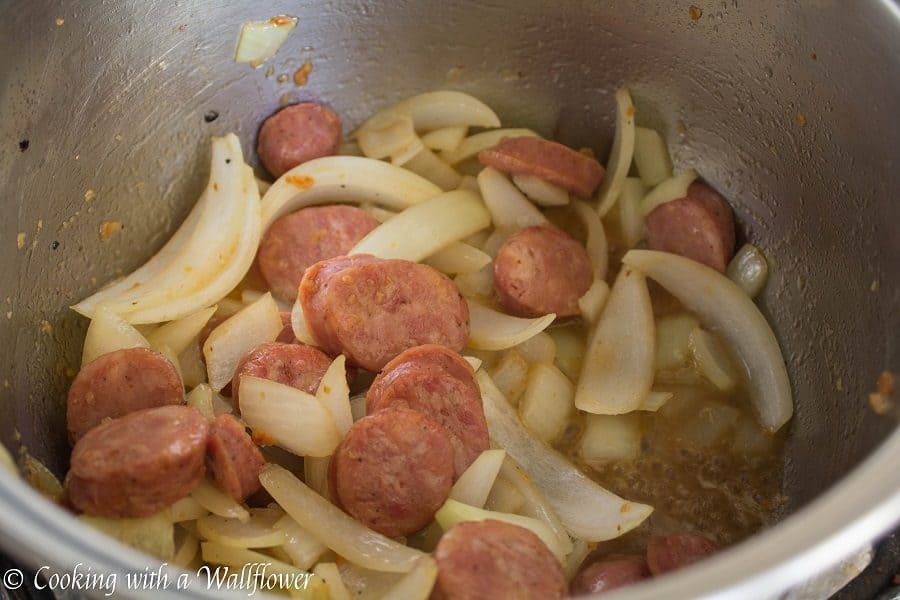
[234, 16, 298, 67]
[622, 249, 793, 432]
[575, 268, 655, 415]
[477, 370, 653, 541]
[596, 88, 637, 217]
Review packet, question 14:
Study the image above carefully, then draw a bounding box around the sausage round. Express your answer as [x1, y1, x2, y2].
[433, 519, 568, 600]
[646, 533, 719, 576]
[258, 206, 380, 302]
[478, 137, 605, 198]
[570, 556, 650, 596]
[206, 414, 265, 502]
[231, 342, 332, 410]
[65, 405, 209, 518]
[645, 182, 736, 273]
[493, 225, 594, 318]
[329, 407, 455, 537]
[67, 347, 184, 444]
[257, 102, 342, 178]
[367, 345, 488, 478]
[300, 255, 470, 371]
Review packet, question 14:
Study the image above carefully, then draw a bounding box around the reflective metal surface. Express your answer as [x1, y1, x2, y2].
[1, 0, 898, 598]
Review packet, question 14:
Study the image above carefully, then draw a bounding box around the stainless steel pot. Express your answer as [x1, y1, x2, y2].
[1, 0, 898, 598]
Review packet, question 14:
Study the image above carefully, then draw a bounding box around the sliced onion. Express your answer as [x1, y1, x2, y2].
[314, 562, 353, 600]
[476, 167, 548, 229]
[655, 313, 700, 371]
[689, 327, 738, 391]
[616, 177, 648, 249]
[425, 242, 491, 275]
[357, 114, 418, 159]
[622, 249, 793, 432]
[203, 292, 283, 392]
[304, 456, 331, 499]
[565, 538, 594, 580]
[214, 298, 246, 318]
[633, 127, 673, 187]
[360, 203, 399, 224]
[261, 156, 442, 230]
[421, 126, 467, 152]
[514, 332, 556, 365]
[727, 243, 769, 298]
[241, 288, 291, 311]
[274, 514, 329, 570]
[576, 268, 655, 414]
[196, 511, 287, 549]
[596, 88, 636, 216]
[519, 363, 575, 444]
[440, 129, 539, 165]
[478, 370, 653, 541]
[463, 355, 483, 371]
[350, 190, 489, 261]
[260, 464, 425, 572]
[80, 512, 174, 561]
[178, 341, 207, 389]
[172, 529, 199, 568]
[147, 305, 217, 357]
[572, 199, 609, 281]
[435, 499, 568, 561]
[638, 391, 673, 412]
[240, 376, 340, 457]
[578, 280, 611, 324]
[290, 299, 317, 346]
[639, 169, 698, 216]
[338, 564, 404, 600]
[81, 305, 150, 366]
[167, 496, 208, 523]
[381, 556, 437, 600]
[354, 91, 500, 136]
[398, 146, 463, 190]
[498, 459, 573, 556]
[234, 16, 298, 67]
[488, 349, 529, 406]
[467, 300, 555, 351]
[449, 449, 506, 508]
[512, 174, 570, 207]
[0, 442, 17, 475]
[185, 384, 215, 421]
[201, 541, 310, 579]
[191, 479, 250, 521]
[316, 355, 353, 436]
[578, 414, 642, 467]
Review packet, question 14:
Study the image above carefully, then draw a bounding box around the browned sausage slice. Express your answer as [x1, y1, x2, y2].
[367, 345, 488, 478]
[329, 407, 455, 537]
[257, 102, 342, 178]
[646, 533, 719, 576]
[644, 182, 736, 273]
[570, 556, 650, 596]
[258, 206, 380, 302]
[301, 256, 469, 371]
[433, 519, 568, 600]
[478, 137, 605, 198]
[493, 225, 594, 318]
[67, 347, 184, 444]
[65, 405, 209, 518]
[231, 342, 332, 410]
[206, 414, 265, 502]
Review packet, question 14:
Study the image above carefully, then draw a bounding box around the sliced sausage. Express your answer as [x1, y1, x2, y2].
[258, 206, 380, 302]
[646, 533, 719, 576]
[433, 519, 568, 600]
[493, 225, 593, 318]
[65, 405, 208, 518]
[231, 342, 332, 410]
[206, 414, 265, 502]
[645, 182, 736, 273]
[300, 255, 469, 371]
[67, 347, 183, 444]
[478, 137, 605, 198]
[329, 407, 455, 537]
[367, 345, 487, 478]
[570, 556, 650, 596]
[257, 102, 342, 178]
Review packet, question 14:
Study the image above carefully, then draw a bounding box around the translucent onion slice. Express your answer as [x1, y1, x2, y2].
[578, 414, 642, 466]
[357, 114, 418, 159]
[514, 332, 556, 365]
[241, 288, 291, 311]
[167, 496, 208, 523]
[421, 126, 467, 152]
[478, 370, 653, 541]
[518, 363, 575, 444]
[185, 384, 216, 421]
[196, 512, 287, 548]
[498, 459, 573, 556]
[512, 174, 570, 207]
[240, 376, 341, 457]
[304, 456, 331, 499]
[350, 190, 489, 261]
[203, 292, 283, 392]
[80, 512, 174, 561]
[467, 300, 556, 351]
[622, 249, 793, 432]
[179, 341, 207, 389]
[399, 147, 463, 190]
[314, 562, 353, 600]
[435, 499, 568, 561]
[353, 91, 500, 136]
[689, 327, 738, 391]
[440, 129, 539, 165]
[596, 88, 637, 216]
[449, 449, 506, 508]
[290, 299, 317, 346]
[234, 16, 298, 67]
[260, 464, 425, 573]
[572, 199, 609, 281]
[476, 167, 548, 229]
[633, 127, 673, 187]
[81, 305, 150, 365]
[191, 478, 250, 521]
[617, 177, 648, 249]
[261, 156, 442, 230]
[361, 203, 399, 224]
[639, 391, 673, 412]
[463, 356, 483, 372]
[381, 556, 438, 600]
[316, 355, 353, 436]
[425, 242, 491, 275]
[0, 442, 17, 475]
[575, 268, 655, 414]
[484, 477, 526, 514]
[201, 541, 315, 581]
[274, 514, 329, 570]
[147, 305, 217, 357]
[639, 169, 698, 217]
[726, 243, 769, 298]
[578, 280, 611, 323]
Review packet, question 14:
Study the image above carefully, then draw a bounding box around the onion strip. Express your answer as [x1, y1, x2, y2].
[596, 89, 636, 216]
[476, 167, 548, 229]
[81, 305, 150, 366]
[572, 199, 609, 281]
[381, 556, 438, 600]
[449, 449, 506, 508]
[353, 91, 500, 136]
[425, 242, 491, 275]
[440, 129, 539, 165]
[147, 305, 217, 357]
[639, 169, 698, 216]
[467, 300, 556, 351]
